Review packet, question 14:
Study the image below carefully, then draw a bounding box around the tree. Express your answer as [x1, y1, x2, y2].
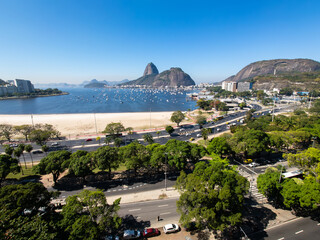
[13, 147, 24, 175]
[91, 146, 120, 179]
[14, 124, 34, 141]
[284, 147, 320, 182]
[119, 141, 150, 175]
[207, 137, 232, 157]
[103, 122, 125, 139]
[68, 150, 93, 183]
[104, 136, 113, 146]
[33, 150, 71, 184]
[257, 170, 282, 204]
[143, 133, 154, 144]
[165, 125, 174, 136]
[201, 128, 209, 143]
[196, 115, 206, 129]
[239, 102, 246, 109]
[61, 189, 122, 239]
[4, 144, 14, 156]
[114, 137, 123, 147]
[25, 144, 34, 167]
[170, 111, 185, 127]
[0, 124, 15, 142]
[256, 90, 265, 101]
[29, 129, 52, 146]
[281, 178, 302, 211]
[42, 144, 49, 155]
[156, 131, 161, 139]
[18, 143, 27, 169]
[176, 160, 249, 233]
[0, 154, 20, 186]
[229, 128, 270, 157]
[0, 183, 59, 239]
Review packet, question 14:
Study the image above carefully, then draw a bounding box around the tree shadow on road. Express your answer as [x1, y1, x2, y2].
[242, 198, 277, 240]
[120, 214, 150, 230]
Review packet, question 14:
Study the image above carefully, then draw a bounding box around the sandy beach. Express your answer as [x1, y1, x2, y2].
[0, 112, 187, 138]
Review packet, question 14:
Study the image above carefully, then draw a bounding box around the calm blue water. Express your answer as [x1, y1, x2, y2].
[0, 88, 197, 114]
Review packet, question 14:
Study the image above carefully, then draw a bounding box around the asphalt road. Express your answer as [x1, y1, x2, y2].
[250, 217, 320, 240]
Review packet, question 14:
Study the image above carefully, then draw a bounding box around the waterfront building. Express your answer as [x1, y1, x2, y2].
[0, 79, 35, 96]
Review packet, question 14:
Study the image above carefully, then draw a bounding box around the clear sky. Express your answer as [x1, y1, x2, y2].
[0, 0, 319, 84]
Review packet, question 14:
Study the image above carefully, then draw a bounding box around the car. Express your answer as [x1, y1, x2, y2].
[123, 230, 141, 239]
[278, 159, 286, 162]
[189, 137, 195, 141]
[32, 150, 43, 154]
[142, 228, 160, 238]
[51, 142, 59, 146]
[9, 143, 18, 147]
[85, 138, 93, 142]
[185, 133, 191, 136]
[179, 128, 184, 132]
[163, 223, 179, 234]
[216, 128, 220, 132]
[196, 133, 202, 137]
[248, 162, 260, 167]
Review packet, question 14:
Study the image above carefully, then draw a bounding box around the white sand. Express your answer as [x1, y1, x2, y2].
[0, 112, 182, 137]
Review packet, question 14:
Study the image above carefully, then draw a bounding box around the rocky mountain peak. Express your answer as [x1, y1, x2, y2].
[143, 62, 159, 76]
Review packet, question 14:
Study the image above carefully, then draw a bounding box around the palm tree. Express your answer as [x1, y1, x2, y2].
[41, 145, 49, 156]
[13, 148, 24, 175]
[156, 131, 161, 139]
[143, 133, 154, 145]
[18, 144, 27, 169]
[25, 144, 34, 167]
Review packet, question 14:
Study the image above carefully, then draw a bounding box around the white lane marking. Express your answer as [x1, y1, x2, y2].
[158, 204, 169, 207]
[128, 208, 141, 212]
[295, 230, 303, 234]
[160, 212, 171, 215]
[278, 238, 284, 240]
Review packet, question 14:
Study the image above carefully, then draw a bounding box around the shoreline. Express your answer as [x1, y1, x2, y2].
[0, 111, 187, 137]
[0, 92, 69, 101]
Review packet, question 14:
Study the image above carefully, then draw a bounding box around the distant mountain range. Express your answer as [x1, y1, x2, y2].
[34, 79, 130, 89]
[122, 62, 196, 87]
[224, 58, 320, 91]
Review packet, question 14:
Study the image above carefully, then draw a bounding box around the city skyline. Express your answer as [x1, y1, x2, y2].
[0, 0, 320, 84]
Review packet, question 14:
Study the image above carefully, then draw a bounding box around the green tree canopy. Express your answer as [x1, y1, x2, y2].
[0, 124, 15, 142]
[61, 189, 121, 239]
[176, 159, 248, 232]
[170, 111, 185, 126]
[119, 141, 150, 175]
[207, 137, 232, 157]
[143, 133, 154, 145]
[0, 154, 20, 186]
[165, 125, 174, 135]
[91, 146, 120, 179]
[33, 150, 71, 184]
[102, 122, 125, 138]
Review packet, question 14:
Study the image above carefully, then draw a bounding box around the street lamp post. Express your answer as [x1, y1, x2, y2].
[164, 152, 168, 191]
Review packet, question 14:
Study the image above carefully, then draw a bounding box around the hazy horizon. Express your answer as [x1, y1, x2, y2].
[1, 0, 320, 84]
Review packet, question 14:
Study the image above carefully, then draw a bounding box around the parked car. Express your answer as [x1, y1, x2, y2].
[185, 133, 191, 136]
[189, 137, 195, 141]
[142, 228, 160, 238]
[9, 143, 18, 147]
[123, 230, 141, 239]
[51, 142, 59, 146]
[85, 138, 93, 142]
[163, 224, 179, 234]
[196, 133, 202, 138]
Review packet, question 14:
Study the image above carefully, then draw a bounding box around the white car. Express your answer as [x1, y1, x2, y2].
[196, 133, 202, 137]
[51, 142, 59, 146]
[248, 162, 260, 167]
[163, 224, 179, 234]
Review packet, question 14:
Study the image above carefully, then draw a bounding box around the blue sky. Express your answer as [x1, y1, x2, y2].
[0, 0, 319, 84]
